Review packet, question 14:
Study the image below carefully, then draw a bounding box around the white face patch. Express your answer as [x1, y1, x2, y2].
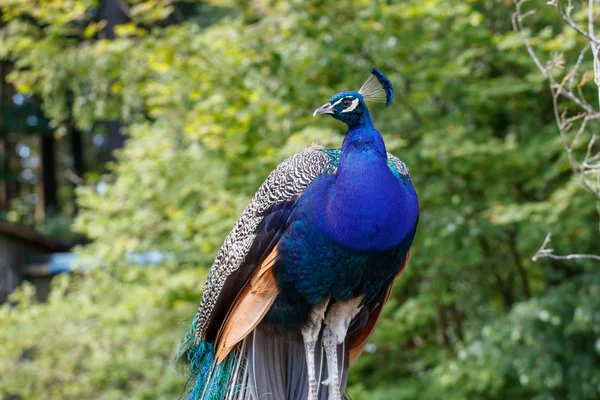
[331, 98, 345, 107]
[341, 98, 360, 113]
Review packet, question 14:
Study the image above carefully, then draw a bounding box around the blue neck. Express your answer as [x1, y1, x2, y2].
[341, 118, 386, 157]
[323, 119, 405, 251]
[352, 109, 373, 127]
[337, 113, 388, 183]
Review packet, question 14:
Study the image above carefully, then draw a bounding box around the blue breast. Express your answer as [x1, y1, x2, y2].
[263, 124, 419, 331]
[308, 127, 418, 252]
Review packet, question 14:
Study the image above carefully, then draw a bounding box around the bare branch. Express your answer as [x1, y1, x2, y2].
[513, 1, 596, 112]
[513, 2, 547, 74]
[532, 233, 600, 261]
[567, 44, 589, 91]
[588, 0, 600, 108]
[554, 0, 600, 45]
[516, 0, 600, 262]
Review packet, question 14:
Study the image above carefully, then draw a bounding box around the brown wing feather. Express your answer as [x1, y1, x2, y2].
[348, 251, 410, 365]
[215, 246, 280, 363]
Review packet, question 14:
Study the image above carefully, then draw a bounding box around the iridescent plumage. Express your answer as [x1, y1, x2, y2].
[177, 69, 419, 400]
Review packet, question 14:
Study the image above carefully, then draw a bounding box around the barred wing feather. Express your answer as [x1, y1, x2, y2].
[194, 145, 336, 343]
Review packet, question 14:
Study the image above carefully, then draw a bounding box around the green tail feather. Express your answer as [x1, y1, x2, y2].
[176, 319, 236, 400]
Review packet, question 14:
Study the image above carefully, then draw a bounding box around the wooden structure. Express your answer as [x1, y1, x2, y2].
[0, 221, 69, 302]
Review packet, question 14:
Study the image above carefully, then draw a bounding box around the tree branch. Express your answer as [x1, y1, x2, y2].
[532, 233, 600, 261]
[553, 0, 600, 46]
[514, 0, 600, 263]
[513, 0, 597, 113]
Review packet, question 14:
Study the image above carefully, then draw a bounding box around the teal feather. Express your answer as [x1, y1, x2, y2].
[320, 148, 340, 167]
[320, 148, 407, 179]
[180, 341, 236, 400]
[174, 321, 196, 368]
[176, 319, 237, 400]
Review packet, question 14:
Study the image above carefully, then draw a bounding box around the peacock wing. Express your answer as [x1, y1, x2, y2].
[194, 145, 338, 345]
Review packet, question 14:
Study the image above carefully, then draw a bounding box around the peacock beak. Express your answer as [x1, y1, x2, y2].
[313, 102, 335, 117]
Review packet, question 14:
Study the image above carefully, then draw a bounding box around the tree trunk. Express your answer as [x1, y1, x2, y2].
[69, 125, 84, 213]
[101, 0, 129, 161]
[41, 134, 58, 214]
[0, 62, 8, 212]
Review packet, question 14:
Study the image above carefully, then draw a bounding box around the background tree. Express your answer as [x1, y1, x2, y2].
[514, 0, 600, 262]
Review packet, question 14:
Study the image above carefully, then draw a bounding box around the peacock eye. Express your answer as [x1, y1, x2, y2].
[341, 98, 353, 107]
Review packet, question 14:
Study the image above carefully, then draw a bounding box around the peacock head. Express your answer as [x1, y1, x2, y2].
[313, 68, 393, 127]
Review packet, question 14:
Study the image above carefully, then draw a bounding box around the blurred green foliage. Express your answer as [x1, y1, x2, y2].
[0, 267, 205, 399]
[1, 0, 599, 399]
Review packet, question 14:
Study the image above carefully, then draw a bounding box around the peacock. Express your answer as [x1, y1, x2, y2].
[176, 69, 419, 400]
